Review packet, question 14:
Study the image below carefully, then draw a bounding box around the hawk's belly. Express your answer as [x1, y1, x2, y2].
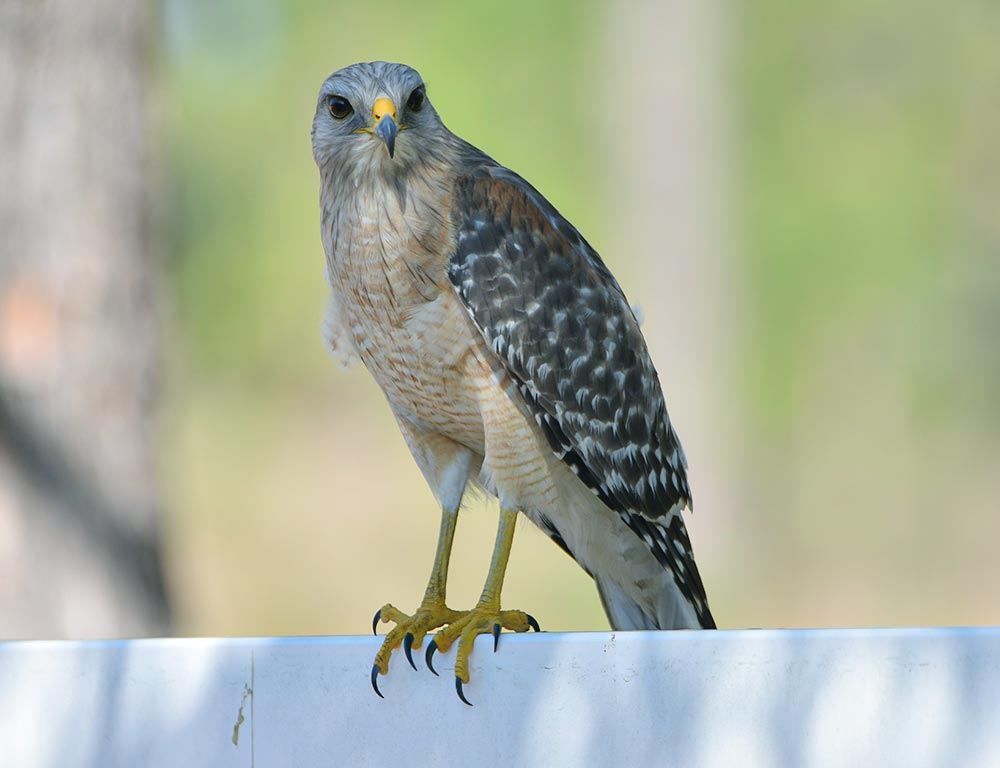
[349, 289, 490, 454]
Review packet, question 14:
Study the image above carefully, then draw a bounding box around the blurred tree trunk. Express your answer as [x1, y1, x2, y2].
[0, 0, 170, 636]
[600, 0, 737, 607]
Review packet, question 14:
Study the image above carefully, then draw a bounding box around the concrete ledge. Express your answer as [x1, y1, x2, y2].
[1, 628, 998, 767]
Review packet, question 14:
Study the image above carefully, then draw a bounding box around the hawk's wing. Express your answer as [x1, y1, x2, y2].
[447, 165, 713, 625]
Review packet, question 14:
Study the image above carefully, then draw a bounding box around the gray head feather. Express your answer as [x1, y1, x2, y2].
[311, 61, 453, 177]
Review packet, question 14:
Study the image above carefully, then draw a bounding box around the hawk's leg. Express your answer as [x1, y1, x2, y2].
[424, 507, 539, 706]
[371, 505, 464, 694]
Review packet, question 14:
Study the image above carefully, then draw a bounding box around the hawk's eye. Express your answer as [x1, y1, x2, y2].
[328, 95, 353, 120]
[406, 86, 425, 113]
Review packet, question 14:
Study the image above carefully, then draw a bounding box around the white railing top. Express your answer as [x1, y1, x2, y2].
[1, 628, 998, 768]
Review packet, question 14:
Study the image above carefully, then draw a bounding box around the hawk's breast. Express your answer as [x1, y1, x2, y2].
[327, 195, 492, 454]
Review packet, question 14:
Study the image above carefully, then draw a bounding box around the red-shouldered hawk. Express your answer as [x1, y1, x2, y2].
[312, 61, 715, 706]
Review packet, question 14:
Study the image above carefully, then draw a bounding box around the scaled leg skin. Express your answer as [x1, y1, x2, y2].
[371, 505, 463, 696]
[424, 508, 539, 706]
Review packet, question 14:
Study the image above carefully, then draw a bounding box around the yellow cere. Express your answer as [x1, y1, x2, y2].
[372, 97, 397, 123]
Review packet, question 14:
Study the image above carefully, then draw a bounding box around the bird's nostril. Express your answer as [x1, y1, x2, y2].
[372, 97, 397, 123]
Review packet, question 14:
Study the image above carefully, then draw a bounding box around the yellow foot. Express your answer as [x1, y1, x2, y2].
[424, 603, 540, 706]
[370, 601, 463, 697]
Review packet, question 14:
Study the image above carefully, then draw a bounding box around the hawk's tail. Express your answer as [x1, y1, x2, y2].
[604, 505, 716, 630]
[596, 573, 716, 630]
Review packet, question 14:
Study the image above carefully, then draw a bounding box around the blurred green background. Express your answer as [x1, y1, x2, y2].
[159, 0, 999, 636]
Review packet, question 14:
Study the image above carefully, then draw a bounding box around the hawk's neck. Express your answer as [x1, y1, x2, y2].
[323, 163, 457, 328]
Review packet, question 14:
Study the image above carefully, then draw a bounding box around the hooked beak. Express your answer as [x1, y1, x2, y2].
[372, 97, 398, 158]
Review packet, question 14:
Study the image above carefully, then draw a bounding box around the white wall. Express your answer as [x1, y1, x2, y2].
[2, 629, 998, 767]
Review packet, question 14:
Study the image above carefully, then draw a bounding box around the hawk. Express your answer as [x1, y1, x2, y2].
[312, 61, 715, 705]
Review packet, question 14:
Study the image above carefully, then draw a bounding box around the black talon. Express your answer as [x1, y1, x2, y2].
[492, 623, 501, 652]
[372, 609, 382, 635]
[403, 632, 418, 670]
[455, 676, 473, 707]
[371, 665, 384, 699]
[527, 614, 540, 632]
[425, 639, 439, 676]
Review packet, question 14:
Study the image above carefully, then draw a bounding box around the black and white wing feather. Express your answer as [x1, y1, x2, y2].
[447, 164, 714, 628]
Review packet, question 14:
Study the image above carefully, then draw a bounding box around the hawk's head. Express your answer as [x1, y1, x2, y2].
[312, 61, 447, 175]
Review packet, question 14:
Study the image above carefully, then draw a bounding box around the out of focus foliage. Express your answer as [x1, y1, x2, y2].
[738, 1, 1000, 624]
